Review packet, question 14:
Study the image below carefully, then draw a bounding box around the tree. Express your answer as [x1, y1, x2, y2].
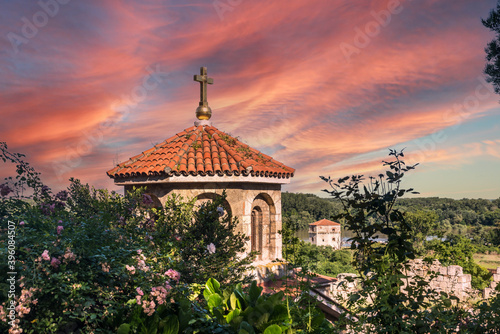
[322, 150, 468, 333]
[404, 209, 440, 256]
[483, 1, 500, 94]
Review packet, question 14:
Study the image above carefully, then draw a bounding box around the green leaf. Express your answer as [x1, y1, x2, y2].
[208, 294, 223, 311]
[225, 308, 241, 323]
[162, 315, 179, 334]
[239, 321, 255, 334]
[230, 292, 241, 310]
[263, 324, 282, 334]
[205, 278, 222, 297]
[269, 304, 288, 322]
[248, 281, 263, 304]
[117, 323, 131, 334]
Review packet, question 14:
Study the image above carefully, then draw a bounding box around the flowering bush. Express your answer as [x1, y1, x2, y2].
[0, 142, 255, 333]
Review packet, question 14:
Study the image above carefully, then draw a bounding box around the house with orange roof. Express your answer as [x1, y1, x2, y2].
[309, 219, 341, 249]
[107, 67, 295, 263]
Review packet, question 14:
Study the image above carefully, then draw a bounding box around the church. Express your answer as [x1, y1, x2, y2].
[107, 67, 295, 263]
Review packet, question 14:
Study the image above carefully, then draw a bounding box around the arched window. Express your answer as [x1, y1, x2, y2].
[251, 206, 263, 257]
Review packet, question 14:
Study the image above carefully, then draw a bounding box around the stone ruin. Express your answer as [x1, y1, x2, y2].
[483, 267, 500, 299]
[402, 259, 473, 300]
[319, 259, 481, 302]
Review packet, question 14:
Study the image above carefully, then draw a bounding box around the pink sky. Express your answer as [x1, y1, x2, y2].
[1, 0, 500, 199]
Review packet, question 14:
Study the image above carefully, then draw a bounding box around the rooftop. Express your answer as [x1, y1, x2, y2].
[107, 125, 295, 181]
[309, 219, 340, 226]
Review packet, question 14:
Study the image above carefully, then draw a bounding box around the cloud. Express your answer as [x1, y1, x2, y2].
[1, 0, 499, 199]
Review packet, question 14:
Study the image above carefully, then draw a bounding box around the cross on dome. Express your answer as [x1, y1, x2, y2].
[194, 67, 214, 121]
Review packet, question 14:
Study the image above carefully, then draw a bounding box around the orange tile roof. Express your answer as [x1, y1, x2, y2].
[107, 125, 295, 180]
[309, 219, 340, 226]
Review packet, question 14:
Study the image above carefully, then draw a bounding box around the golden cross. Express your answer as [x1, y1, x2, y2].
[194, 67, 214, 120]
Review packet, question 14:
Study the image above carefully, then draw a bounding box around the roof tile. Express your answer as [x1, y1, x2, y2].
[107, 125, 295, 180]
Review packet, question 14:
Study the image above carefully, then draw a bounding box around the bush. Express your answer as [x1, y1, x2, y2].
[0, 142, 331, 333]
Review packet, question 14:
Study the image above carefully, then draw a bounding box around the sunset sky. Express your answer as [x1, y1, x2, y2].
[1, 0, 500, 199]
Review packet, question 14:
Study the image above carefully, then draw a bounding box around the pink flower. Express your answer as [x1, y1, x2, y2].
[63, 248, 76, 262]
[142, 300, 156, 316]
[19, 221, 25, 226]
[137, 249, 142, 254]
[164, 269, 180, 282]
[41, 250, 50, 261]
[101, 262, 110, 273]
[0, 305, 6, 322]
[207, 243, 216, 254]
[136, 287, 144, 296]
[151, 286, 169, 305]
[175, 236, 181, 241]
[57, 225, 64, 235]
[50, 257, 61, 268]
[126, 265, 136, 274]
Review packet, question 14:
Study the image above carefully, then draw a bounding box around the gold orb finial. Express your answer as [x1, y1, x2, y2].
[194, 67, 214, 120]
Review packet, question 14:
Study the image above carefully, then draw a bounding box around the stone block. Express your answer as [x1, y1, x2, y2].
[493, 274, 500, 282]
[439, 267, 448, 276]
[491, 281, 497, 290]
[496, 267, 500, 275]
[457, 274, 471, 284]
[484, 287, 493, 299]
[447, 265, 463, 276]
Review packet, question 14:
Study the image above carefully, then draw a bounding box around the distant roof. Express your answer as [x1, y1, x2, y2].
[107, 125, 295, 180]
[309, 219, 340, 226]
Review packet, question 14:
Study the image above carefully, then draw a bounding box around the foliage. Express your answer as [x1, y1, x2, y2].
[404, 209, 440, 256]
[427, 235, 492, 290]
[321, 149, 469, 333]
[0, 143, 334, 334]
[202, 278, 292, 333]
[155, 192, 255, 285]
[281, 193, 341, 229]
[281, 223, 355, 278]
[483, 0, 500, 94]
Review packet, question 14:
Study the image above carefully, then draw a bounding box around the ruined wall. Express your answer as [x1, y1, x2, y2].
[483, 267, 500, 299]
[403, 259, 473, 300]
[321, 259, 477, 301]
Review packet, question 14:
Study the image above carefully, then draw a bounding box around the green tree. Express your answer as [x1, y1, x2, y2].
[483, 0, 500, 94]
[404, 209, 440, 256]
[322, 150, 466, 333]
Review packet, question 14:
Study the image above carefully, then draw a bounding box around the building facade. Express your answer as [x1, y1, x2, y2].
[107, 67, 294, 263]
[309, 219, 341, 249]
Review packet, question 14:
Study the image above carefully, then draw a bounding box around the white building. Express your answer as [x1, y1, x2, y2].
[309, 219, 341, 249]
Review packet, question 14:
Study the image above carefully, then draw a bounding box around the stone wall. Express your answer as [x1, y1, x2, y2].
[320, 259, 476, 301]
[403, 259, 473, 300]
[483, 267, 500, 299]
[124, 180, 283, 262]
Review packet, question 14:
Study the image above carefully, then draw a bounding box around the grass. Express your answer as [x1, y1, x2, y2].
[474, 253, 500, 270]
